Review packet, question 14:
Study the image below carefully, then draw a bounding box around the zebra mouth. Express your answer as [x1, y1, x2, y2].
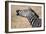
[16, 10, 20, 16]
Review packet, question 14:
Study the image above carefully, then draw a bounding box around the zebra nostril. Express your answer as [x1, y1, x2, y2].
[16, 10, 19, 13]
[16, 10, 20, 16]
[16, 13, 19, 16]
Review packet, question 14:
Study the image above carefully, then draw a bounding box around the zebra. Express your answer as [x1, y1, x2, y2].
[16, 8, 41, 27]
